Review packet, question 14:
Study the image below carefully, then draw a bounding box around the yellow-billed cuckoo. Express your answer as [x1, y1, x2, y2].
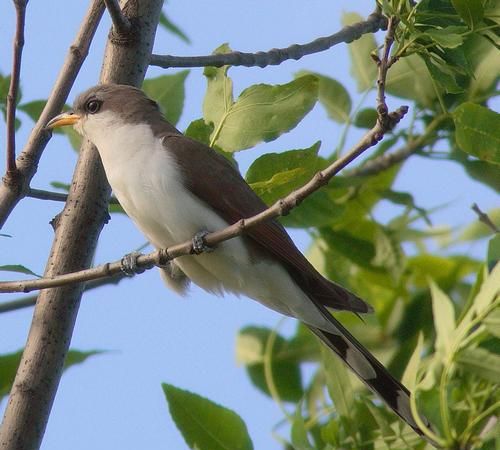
[47, 84, 429, 439]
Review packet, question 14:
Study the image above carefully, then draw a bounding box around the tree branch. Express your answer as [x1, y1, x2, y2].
[0, 2, 163, 449]
[150, 11, 387, 69]
[27, 187, 120, 205]
[103, 0, 131, 35]
[0, 105, 408, 294]
[0, 0, 105, 229]
[5, 0, 28, 177]
[0, 273, 128, 314]
[374, 16, 399, 129]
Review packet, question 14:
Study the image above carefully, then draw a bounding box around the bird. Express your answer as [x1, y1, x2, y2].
[47, 83, 430, 441]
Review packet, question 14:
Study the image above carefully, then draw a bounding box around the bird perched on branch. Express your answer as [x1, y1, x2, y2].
[47, 84, 431, 441]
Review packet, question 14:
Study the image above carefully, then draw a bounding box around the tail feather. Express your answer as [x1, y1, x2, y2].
[307, 307, 435, 445]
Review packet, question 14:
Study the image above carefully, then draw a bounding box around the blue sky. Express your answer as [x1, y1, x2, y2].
[0, 1, 497, 449]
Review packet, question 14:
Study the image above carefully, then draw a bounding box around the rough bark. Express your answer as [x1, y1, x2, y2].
[0, 1, 163, 449]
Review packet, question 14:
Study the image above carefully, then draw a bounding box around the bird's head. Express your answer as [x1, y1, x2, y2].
[46, 84, 165, 143]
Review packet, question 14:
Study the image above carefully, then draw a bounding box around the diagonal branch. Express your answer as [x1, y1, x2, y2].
[0, 0, 105, 229]
[5, 0, 28, 177]
[150, 11, 387, 69]
[103, 0, 131, 34]
[0, 105, 408, 294]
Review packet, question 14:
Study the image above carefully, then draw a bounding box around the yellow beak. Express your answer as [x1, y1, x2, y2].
[46, 111, 81, 129]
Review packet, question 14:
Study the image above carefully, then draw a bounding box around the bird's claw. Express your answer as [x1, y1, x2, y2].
[120, 251, 145, 276]
[192, 230, 214, 254]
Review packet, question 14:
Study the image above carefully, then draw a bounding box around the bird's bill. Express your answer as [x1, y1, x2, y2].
[46, 111, 81, 129]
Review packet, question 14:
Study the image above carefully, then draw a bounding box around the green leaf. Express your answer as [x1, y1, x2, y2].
[430, 280, 456, 355]
[487, 235, 500, 272]
[456, 348, 500, 382]
[162, 383, 253, 450]
[211, 75, 319, 152]
[18, 100, 47, 122]
[320, 228, 376, 270]
[297, 71, 351, 123]
[453, 103, 500, 165]
[402, 333, 424, 390]
[185, 118, 214, 146]
[424, 57, 464, 94]
[236, 326, 303, 402]
[372, 226, 405, 280]
[456, 157, 500, 192]
[364, 403, 396, 443]
[342, 12, 377, 91]
[0, 349, 103, 401]
[0, 264, 41, 278]
[408, 254, 479, 290]
[353, 108, 377, 128]
[484, 309, 500, 338]
[203, 44, 234, 130]
[320, 346, 353, 419]
[281, 190, 345, 228]
[288, 323, 321, 361]
[0, 74, 22, 105]
[108, 201, 125, 215]
[246, 142, 322, 204]
[143, 71, 189, 125]
[471, 262, 500, 317]
[425, 27, 466, 48]
[158, 11, 191, 43]
[386, 54, 436, 107]
[50, 181, 70, 191]
[290, 406, 314, 450]
[451, 0, 484, 29]
[464, 35, 500, 101]
[63, 349, 105, 367]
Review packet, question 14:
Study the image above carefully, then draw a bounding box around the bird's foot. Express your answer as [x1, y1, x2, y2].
[120, 251, 145, 276]
[191, 229, 214, 254]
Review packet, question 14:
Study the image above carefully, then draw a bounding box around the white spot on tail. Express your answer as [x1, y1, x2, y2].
[345, 346, 377, 380]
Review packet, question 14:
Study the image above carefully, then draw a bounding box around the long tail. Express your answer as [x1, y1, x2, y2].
[306, 306, 435, 446]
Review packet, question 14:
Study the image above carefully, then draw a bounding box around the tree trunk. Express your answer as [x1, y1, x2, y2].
[0, 1, 163, 449]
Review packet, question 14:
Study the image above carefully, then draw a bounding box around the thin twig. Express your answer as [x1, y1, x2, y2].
[5, 0, 28, 177]
[472, 203, 499, 234]
[0, 0, 105, 229]
[27, 187, 120, 205]
[150, 11, 387, 69]
[0, 104, 408, 294]
[0, 273, 127, 314]
[375, 16, 399, 129]
[103, 0, 131, 34]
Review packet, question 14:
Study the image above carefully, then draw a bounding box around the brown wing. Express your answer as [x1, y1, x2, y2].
[162, 133, 371, 313]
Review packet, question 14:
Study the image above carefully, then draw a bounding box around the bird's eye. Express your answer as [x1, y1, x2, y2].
[85, 99, 101, 114]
